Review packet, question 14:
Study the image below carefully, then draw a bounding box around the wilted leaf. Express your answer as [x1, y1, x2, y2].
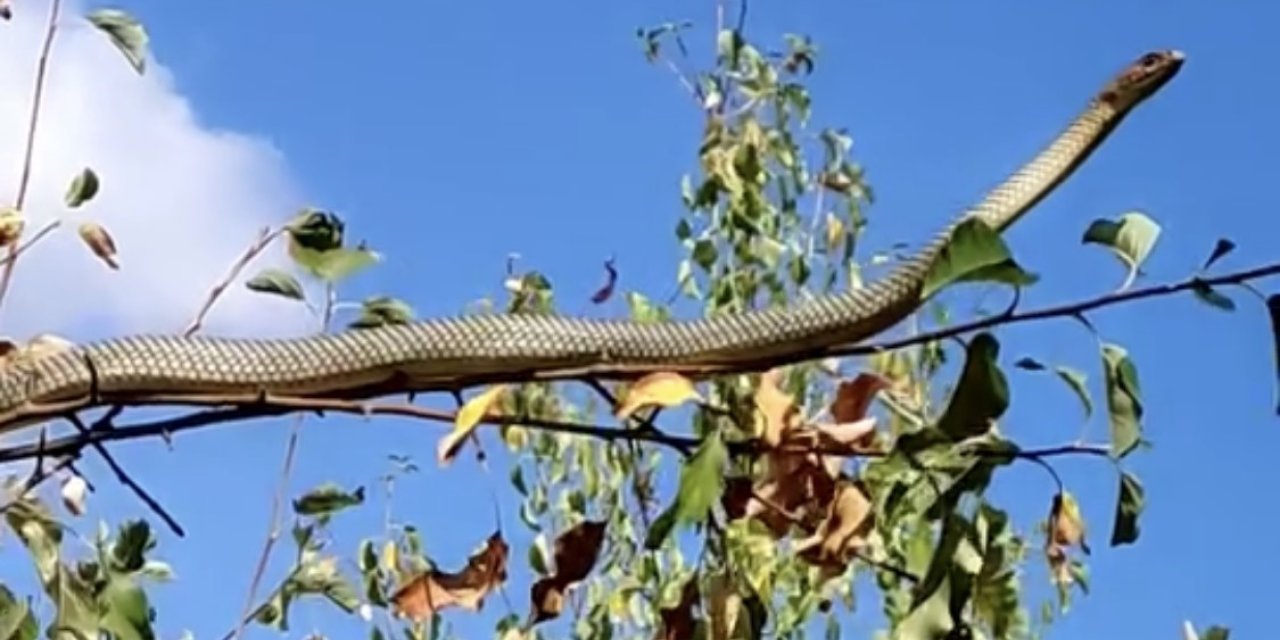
[1082, 211, 1160, 290]
[657, 578, 699, 640]
[305, 247, 381, 283]
[754, 368, 797, 447]
[922, 218, 1038, 300]
[64, 168, 100, 208]
[1201, 238, 1236, 270]
[391, 533, 508, 621]
[88, 9, 149, 73]
[0, 209, 23, 249]
[616, 372, 702, 419]
[829, 373, 889, 424]
[292, 483, 365, 517]
[1014, 357, 1045, 370]
[706, 572, 741, 640]
[1101, 344, 1143, 458]
[795, 478, 874, 568]
[439, 385, 508, 465]
[549, 520, 606, 584]
[590, 258, 618, 304]
[246, 268, 305, 301]
[1110, 472, 1143, 546]
[936, 333, 1009, 439]
[1048, 492, 1089, 554]
[528, 577, 565, 626]
[78, 221, 119, 270]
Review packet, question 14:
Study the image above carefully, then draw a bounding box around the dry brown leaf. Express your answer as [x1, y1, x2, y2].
[656, 578, 700, 640]
[796, 478, 874, 569]
[746, 451, 836, 538]
[706, 572, 741, 640]
[550, 519, 607, 583]
[616, 372, 702, 419]
[528, 577, 565, 626]
[0, 208, 23, 248]
[78, 221, 119, 270]
[830, 373, 889, 423]
[754, 368, 798, 447]
[720, 476, 754, 521]
[391, 532, 509, 621]
[1048, 492, 1090, 554]
[438, 385, 508, 465]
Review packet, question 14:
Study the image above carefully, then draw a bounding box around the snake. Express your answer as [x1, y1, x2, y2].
[0, 50, 1183, 433]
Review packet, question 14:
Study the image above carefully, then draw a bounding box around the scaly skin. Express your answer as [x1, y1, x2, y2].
[0, 50, 1184, 433]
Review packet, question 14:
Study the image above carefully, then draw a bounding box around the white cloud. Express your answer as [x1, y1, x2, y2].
[0, 2, 314, 343]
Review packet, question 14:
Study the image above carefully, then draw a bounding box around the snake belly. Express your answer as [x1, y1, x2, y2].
[0, 50, 1184, 432]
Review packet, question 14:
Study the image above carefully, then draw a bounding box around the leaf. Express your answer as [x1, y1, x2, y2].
[829, 373, 890, 424]
[1110, 471, 1144, 546]
[287, 209, 345, 252]
[1202, 626, 1231, 640]
[795, 478, 874, 568]
[99, 574, 155, 640]
[1048, 492, 1089, 554]
[1101, 344, 1144, 459]
[936, 333, 1009, 440]
[645, 432, 728, 549]
[922, 218, 1039, 300]
[590, 258, 618, 304]
[548, 520, 606, 584]
[1269, 295, 1280, 414]
[1191, 281, 1235, 312]
[391, 532, 509, 621]
[1054, 366, 1093, 419]
[754, 368, 798, 447]
[245, 268, 305, 301]
[1014, 357, 1045, 370]
[88, 9, 149, 74]
[438, 385, 508, 465]
[615, 372, 703, 418]
[65, 168, 100, 208]
[1081, 211, 1161, 290]
[1201, 238, 1236, 270]
[78, 221, 119, 269]
[0, 209, 22, 249]
[349, 296, 415, 329]
[292, 483, 365, 517]
[657, 578, 699, 640]
[0, 584, 38, 640]
[304, 247, 381, 283]
[60, 475, 88, 516]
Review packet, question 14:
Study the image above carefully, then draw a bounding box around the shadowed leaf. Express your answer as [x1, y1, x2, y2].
[1101, 344, 1143, 458]
[937, 333, 1009, 440]
[1200, 238, 1236, 270]
[590, 258, 618, 304]
[922, 218, 1038, 300]
[293, 483, 365, 517]
[349, 296, 414, 329]
[246, 269, 305, 301]
[1191, 281, 1235, 311]
[65, 168, 100, 208]
[1110, 472, 1144, 546]
[1267, 295, 1280, 414]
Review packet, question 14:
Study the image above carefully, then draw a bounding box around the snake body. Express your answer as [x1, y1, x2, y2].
[0, 50, 1184, 432]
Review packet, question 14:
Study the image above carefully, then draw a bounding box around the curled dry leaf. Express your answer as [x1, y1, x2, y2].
[438, 385, 508, 466]
[590, 257, 618, 304]
[78, 221, 119, 270]
[657, 578, 700, 640]
[527, 519, 609, 625]
[795, 478, 874, 569]
[754, 368, 798, 447]
[391, 532, 509, 622]
[615, 372, 702, 419]
[707, 572, 742, 640]
[1048, 491, 1090, 554]
[0, 208, 24, 249]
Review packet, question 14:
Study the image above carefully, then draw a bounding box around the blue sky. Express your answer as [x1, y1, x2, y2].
[6, 1, 1278, 638]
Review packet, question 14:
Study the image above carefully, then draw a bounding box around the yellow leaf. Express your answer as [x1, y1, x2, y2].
[437, 385, 508, 465]
[0, 208, 24, 248]
[615, 372, 702, 419]
[824, 212, 844, 254]
[754, 368, 797, 447]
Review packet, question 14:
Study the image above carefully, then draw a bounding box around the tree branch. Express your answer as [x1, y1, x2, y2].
[183, 226, 282, 337]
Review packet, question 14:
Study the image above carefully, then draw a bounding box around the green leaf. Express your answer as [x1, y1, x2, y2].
[936, 333, 1010, 440]
[300, 246, 381, 283]
[109, 520, 154, 574]
[292, 483, 365, 517]
[88, 9, 149, 74]
[246, 268, 305, 301]
[1201, 238, 1236, 270]
[1110, 471, 1144, 546]
[644, 432, 727, 549]
[1054, 366, 1093, 419]
[0, 584, 38, 640]
[1267, 295, 1280, 415]
[349, 296, 415, 329]
[287, 209, 345, 252]
[1081, 211, 1161, 290]
[1101, 344, 1144, 458]
[692, 239, 719, 271]
[1014, 357, 1045, 370]
[100, 575, 156, 640]
[64, 168, 100, 208]
[1201, 626, 1231, 640]
[922, 218, 1039, 300]
[1191, 281, 1235, 312]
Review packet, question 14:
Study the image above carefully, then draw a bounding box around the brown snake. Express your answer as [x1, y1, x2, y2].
[0, 50, 1184, 433]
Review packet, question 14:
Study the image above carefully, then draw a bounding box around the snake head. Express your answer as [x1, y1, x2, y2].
[1098, 50, 1185, 111]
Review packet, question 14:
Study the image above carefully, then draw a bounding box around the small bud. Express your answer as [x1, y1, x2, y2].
[77, 221, 119, 270]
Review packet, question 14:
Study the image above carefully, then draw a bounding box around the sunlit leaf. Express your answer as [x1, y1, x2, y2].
[65, 168, 100, 208]
[1110, 472, 1144, 546]
[922, 218, 1038, 300]
[88, 9, 149, 74]
[1101, 344, 1143, 458]
[645, 432, 727, 549]
[616, 372, 702, 418]
[246, 268, 305, 301]
[1082, 211, 1160, 290]
[439, 385, 508, 465]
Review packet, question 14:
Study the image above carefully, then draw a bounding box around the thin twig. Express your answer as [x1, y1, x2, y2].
[66, 415, 185, 536]
[183, 226, 282, 337]
[0, 219, 61, 267]
[230, 416, 301, 640]
[0, 0, 63, 310]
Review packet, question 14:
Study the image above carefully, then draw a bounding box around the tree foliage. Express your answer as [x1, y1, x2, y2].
[0, 4, 1267, 640]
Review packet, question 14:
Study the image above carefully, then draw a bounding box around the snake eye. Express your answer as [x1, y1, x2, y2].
[1140, 53, 1162, 67]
